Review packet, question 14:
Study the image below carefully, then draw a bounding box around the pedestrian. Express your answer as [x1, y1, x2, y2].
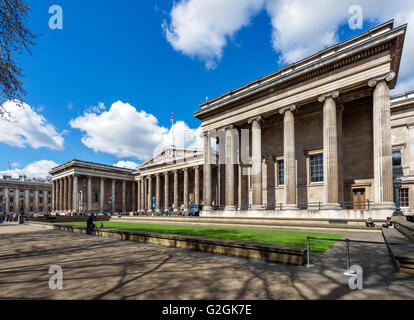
[382, 217, 394, 229]
[365, 217, 375, 228]
[86, 214, 96, 235]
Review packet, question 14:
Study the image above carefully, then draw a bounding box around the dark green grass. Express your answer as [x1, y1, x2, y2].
[66, 221, 343, 253]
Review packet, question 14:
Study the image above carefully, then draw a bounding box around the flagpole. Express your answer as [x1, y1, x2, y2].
[171, 112, 174, 148]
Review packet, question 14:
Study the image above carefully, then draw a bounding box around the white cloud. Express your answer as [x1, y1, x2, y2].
[162, 0, 414, 92]
[70, 101, 202, 161]
[0, 101, 64, 150]
[0, 160, 58, 179]
[162, 0, 265, 69]
[113, 160, 139, 170]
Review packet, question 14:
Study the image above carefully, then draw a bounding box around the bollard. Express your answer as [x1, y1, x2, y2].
[345, 239, 350, 270]
[306, 236, 312, 268]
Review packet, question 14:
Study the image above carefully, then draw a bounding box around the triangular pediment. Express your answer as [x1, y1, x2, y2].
[138, 147, 203, 170]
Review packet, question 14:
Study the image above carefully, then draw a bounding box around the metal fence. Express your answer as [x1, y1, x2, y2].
[306, 236, 414, 270]
[211, 200, 373, 211]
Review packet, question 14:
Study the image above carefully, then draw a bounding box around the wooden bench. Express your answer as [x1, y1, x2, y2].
[382, 227, 414, 275]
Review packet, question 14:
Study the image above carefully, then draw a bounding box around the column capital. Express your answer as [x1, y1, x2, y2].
[407, 122, 414, 129]
[182, 167, 188, 172]
[368, 72, 395, 88]
[279, 104, 297, 115]
[222, 124, 235, 131]
[318, 90, 339, 103]
[247, 115, 262, 124]
[193, 165, 199, 170]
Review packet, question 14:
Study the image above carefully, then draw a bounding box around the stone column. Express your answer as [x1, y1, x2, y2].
[369, 73, 395, 209]
[248, 117, 264, 210]
[73, 175, 79, 212]
[132, 181, 136, 212]
[140, 179, 145, 211]
[87, 176, 92, 212]
[63, 177, 68, 211]
[4, 188, 9, 213]
[155, 174, 161, 213]
[100, 178, 104, 212]
[318, 92, 341, 209]
[203, 132, 213, 210]
[225, 126, 236, 210]
[34, 190, 39, 213]
[14, 188, 19, 213]
[164, 173, 169, 210]
[238, 164, 249, 209]
[121, 180, 126, 212]
[183, 168, 189, 212]
[147, 176, 152, 213]
[59, 179, 63, 212]
[43, 190, 48, 213]
[194, 166, 200, 205]
[173, 170, 179, 212]
[279, 106, 297, 209]
[52, 180, 55, 211]
[111, 179, 116, 212]
[68, 176, 72, 212]
[137, 180, 142, 211]
[337, 104, 344, 204]
[25, 189, 30, 212]
[408, 124, 414, 176]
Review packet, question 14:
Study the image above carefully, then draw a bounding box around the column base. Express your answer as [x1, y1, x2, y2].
[372, 202, 395, 210]
[173, 209, 179, 213]
[251, 204, 265, 211]
[225, 206, 236, 211]
[155, 209, 162, 214]
[202, 206, 213, 211]
[146, 209, 153, 214]
[323, 203, 342, 210]
[284, 204, 298, 210]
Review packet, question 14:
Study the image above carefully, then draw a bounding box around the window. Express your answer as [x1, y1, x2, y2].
[95, 192, 98, 203]
[310, 154, 324, 183]
[277, 160, 284, 186]
[400, 188, 409, 207]
[393, 150, 402, 167]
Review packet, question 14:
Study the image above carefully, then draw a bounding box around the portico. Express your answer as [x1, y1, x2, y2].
[194, 21, 407, 219]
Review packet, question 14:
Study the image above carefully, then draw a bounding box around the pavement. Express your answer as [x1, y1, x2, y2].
[0, 223, 413, 300]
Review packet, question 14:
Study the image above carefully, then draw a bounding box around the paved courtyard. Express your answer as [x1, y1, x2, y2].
[0, 224, 413, 300]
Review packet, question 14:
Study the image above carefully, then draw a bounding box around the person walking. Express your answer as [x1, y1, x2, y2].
[86, 214, 96, 235]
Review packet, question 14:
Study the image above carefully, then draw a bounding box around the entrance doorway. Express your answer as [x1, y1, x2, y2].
[352, 188, 366, 209]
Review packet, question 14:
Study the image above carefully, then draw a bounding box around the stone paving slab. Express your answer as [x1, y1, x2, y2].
[0, 224, 413, 300]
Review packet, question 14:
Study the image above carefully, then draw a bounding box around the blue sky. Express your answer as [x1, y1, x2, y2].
[1, 0, 413, 178]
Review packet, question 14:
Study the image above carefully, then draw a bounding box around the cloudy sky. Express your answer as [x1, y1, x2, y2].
[1, 0, 413, 179]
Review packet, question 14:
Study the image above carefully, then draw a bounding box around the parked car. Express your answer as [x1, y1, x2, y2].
[188, 205, 203, 216]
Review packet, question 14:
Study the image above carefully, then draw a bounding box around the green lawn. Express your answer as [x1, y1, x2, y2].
[66, 221, 343, 253]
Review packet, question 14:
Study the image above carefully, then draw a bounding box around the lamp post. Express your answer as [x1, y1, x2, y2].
[18, 191, 25, 224]
[393, 177, 404, 216]
[108, 197, 113, 216]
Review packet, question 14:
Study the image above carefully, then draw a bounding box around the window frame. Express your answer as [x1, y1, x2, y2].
[400, 187, 409, 208]
[306, 149, 324, 185]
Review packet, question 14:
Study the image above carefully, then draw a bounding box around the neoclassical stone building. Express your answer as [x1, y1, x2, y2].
[194, 20, 406, 219]
[50, 21, 410, 219]
[50, 160, 137, 213]
[391, 90, 414, 215]
[0, 175, 52, 214]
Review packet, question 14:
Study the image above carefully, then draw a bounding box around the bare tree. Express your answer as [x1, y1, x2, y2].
[0, 0, 37, 117]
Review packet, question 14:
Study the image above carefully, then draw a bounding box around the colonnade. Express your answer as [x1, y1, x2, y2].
[137, 165, 202, 213]
[52, 175, 134, 213]
[202, 76, 395, 211]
